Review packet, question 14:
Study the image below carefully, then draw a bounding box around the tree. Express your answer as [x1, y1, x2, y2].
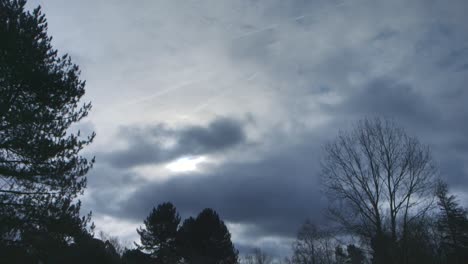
[178, 208, 239, 264]
[398, 218, 437, 264]
[0, 0, 94, 254]
[99, 231, 126, 256]
[244, 248, 272, 264]
[335, 245, 365, 264]
[121, 248, 152, 264]
[136, 202, 181, 263]
[291, 220, 335, 264]
[345, 245, 365, 264]
[435, 181, 468, 264]
[57, 236, 121, 264]
[321, 118, 437, 264]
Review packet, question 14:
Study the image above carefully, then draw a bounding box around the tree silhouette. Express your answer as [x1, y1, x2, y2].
[346, 245, 365, 264]
[291, 220, 335, 264]
[399, 218, 437, 264]
[244, 248, 272, 264]
[335, 245, 365, 264]
[53, 236, 121, 264]
[436, 181, 468, 264]
[0, 0, 94, 256]
[321, 118, 437, 264]
[178, 208, 238, 264]
[136, 202, 181, 263]
[121, 248, 152, 264]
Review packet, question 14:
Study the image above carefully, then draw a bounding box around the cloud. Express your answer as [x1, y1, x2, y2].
[114, 134, 327, 238]
[32, 0, 468, 257]
[330, 78, 438, 125]
[101, 117, 246, 168]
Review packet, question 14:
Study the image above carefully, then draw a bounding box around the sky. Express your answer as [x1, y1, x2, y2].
[29, 0, 468, 257]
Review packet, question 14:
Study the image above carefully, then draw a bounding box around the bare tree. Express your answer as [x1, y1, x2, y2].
[291, 220, 336, 264]
[98, 231, 126, 256]
[321, 118, 437, 262]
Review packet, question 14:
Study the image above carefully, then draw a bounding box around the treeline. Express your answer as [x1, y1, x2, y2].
[1, 201, 238, 263]
[1, 1, 467, 264]
[244, 119, 468, 264]
[134, 203, 238, 264]
[264, 179, 468, 264]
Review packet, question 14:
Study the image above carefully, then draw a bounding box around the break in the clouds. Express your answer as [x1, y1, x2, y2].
[31, 0, 468, 257]
[101, 117, 246, 168]
[119, 137, 326, 238]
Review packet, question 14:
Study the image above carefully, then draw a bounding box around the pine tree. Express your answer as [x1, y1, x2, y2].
[178, 208, 238, 264]
[436, 182, 468, 263]
[136, 202, 181, 263]
[0, 0, 94, 253]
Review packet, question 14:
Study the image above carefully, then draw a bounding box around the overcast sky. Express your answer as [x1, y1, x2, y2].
[30, 0, 468, 257]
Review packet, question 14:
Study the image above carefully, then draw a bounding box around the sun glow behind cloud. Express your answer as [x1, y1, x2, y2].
[166, 156, 207, 173]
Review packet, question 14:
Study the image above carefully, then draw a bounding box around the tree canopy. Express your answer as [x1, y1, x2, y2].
[136, 202, 181, 263]
[134, 203, 239, 264]
[178, 208, 239, 264]
[436, 181, 468, 263]
[0, 0, 94, 257]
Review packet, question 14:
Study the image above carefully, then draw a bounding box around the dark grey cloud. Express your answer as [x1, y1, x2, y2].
[101, 117, 246, 168]
[372, 29, 398, 41]
[324, 75, 468, 185]
[116, 138, 326, 238]
[437, 47, 468, 70]
[178, 117, 246, 153]
[331, 78, 438, 125]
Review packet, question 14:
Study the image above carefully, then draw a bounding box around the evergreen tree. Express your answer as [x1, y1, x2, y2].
[121, 248, 152, 264]
[0, 0, 94, 255]
[178, 208, 238, 264]
[136, 202, 181, 263]
[436, 182, 468, 263]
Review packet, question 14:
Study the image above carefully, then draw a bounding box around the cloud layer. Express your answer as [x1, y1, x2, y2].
[31, 0, 468, 257]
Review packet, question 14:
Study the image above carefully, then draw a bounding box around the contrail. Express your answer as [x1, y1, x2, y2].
[233, 24, 279, 40]
[231, 0, 349, 40]
[97, 0, 354, 120]
[191, 72, 259, 114]
[93, 72, 216, 119]
[121, 74, 216, 108]
[144, 71, 259, 123]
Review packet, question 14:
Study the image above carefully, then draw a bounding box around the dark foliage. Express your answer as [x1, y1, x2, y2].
[136, 202, 181, 263]
[51, 236, 121, 264]
[436, 182, 468, 264]
[346, 245, 365, 264]
[178, 208, 239, 264]
[335, 244, 365, 264]
[0, 0, 94, 258]
[0, 234, 122, 264]
[121, 249, 153, 264]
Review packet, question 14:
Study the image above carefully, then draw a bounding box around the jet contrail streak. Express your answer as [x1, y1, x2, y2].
[122, 74, 216, 108]
[191, 72, 259, 114]
[93, 72, 216, 119]
[231, 0, 349, 40]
